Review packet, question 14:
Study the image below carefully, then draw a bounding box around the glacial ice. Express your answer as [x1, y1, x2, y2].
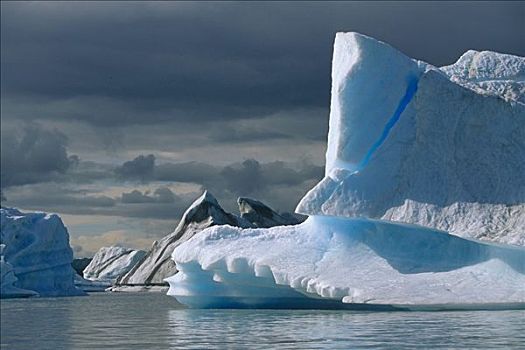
[0, 207, 85, 298]
[113, 192, 253, 289]
[74, 274, 110, 292]
[1, 247, 38, 298]
[441, 50, 525, 104]
[167, 217, 525, 310]
[113, 192, 303, 291]
[296, 33, 525, 245]
[166, 32, 525, 309]
[83, 246, 146, 285]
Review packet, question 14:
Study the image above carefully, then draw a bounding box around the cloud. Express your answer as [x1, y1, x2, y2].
[115, 154, 155, 181]
[3, 2, 523, 129]
[2, 154, 323, 217]
[208, 125, 291, 143]
[0, 124, 77, 188]
[1, 2, 522, 254]
[70, 230, 157, 257]
[120, 187, 177, 204]
[221, 159, 263, 194]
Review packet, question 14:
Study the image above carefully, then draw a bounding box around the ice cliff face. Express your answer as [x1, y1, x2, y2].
[83, 246, 146, 285]
[167, 32, 525, 310]
[1, 245, 38, 298]
[296, 33, 525, 245]
[0, 207, 85, 298]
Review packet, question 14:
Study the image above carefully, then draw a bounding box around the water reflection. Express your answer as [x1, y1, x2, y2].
[166, 308, 525, 349]
[2, 293, 524, 350]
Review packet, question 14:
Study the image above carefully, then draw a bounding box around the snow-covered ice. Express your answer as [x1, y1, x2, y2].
[441, 50, 525, 104]
[167, 217, 525, 310]
[0, 207, 85, 298]
[83, 246, 146, 285]
[166, 32, 525, 309]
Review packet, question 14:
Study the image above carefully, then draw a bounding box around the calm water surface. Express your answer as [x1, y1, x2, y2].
[1, 293, 524, 349]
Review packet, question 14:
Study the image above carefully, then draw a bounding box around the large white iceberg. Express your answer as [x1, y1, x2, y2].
[166, 33, 525, 309]
[296, 33, 525, 245]
[0, 207, 85, 297]
[167, 217, 524, 309]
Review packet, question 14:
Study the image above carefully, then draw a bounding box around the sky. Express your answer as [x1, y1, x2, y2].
[1, 1, 524, 257]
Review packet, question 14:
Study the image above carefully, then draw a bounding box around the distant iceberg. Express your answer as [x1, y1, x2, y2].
[166, 33, 525, 310]
[1, 251, 38, 298]
[83, 246, 146, 286]
[0, 207, 85, 298]
[112, 192, 304, 291]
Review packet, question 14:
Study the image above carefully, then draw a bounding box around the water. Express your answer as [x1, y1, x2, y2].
[1, 293, 524, 349]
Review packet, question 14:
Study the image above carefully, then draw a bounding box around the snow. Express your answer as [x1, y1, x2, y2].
[441, 50, 525, 104]
[296, 33, 525, 245]
[166, 32, 525, 309]
[0, 207, 85, 298]
[167, 217, 525, 309]
[83, 246, 146, 285]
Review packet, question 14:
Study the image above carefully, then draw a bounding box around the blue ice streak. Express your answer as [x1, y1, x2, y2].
[357, 76, 419, 172]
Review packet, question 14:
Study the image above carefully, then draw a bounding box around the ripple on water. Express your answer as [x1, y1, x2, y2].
[1, 293, 524, 350]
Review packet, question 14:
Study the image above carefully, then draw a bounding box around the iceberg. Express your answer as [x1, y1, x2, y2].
[166, 33, 525, 309]
[167, 217, 524, 310]
[74, 274, 110, 293]
[1, 246, 38, 298]
[113, 192, 252, 291]
[238, 197, 306, 228]
[83, 246, 146, 285]
[0, 207, 85, 298]
[112, 192, 303, 291]
[296, 33, 525, 245]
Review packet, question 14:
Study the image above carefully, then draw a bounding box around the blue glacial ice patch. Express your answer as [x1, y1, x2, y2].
[356, 75, 419, 172]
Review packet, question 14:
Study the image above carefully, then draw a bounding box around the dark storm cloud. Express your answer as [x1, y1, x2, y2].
[1, 1, 523, 221]
[4, 185, 116, 209]
[2, 2, 523, 127]
[113, 154, 323, 205]
[4, 183, 193, 220]
[208, 126, 290, 143]
[120, 187, 177, 204]
[115, 154, 155, 182]
[0, 124, 77, 188]
[119, 154, 323, 211]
